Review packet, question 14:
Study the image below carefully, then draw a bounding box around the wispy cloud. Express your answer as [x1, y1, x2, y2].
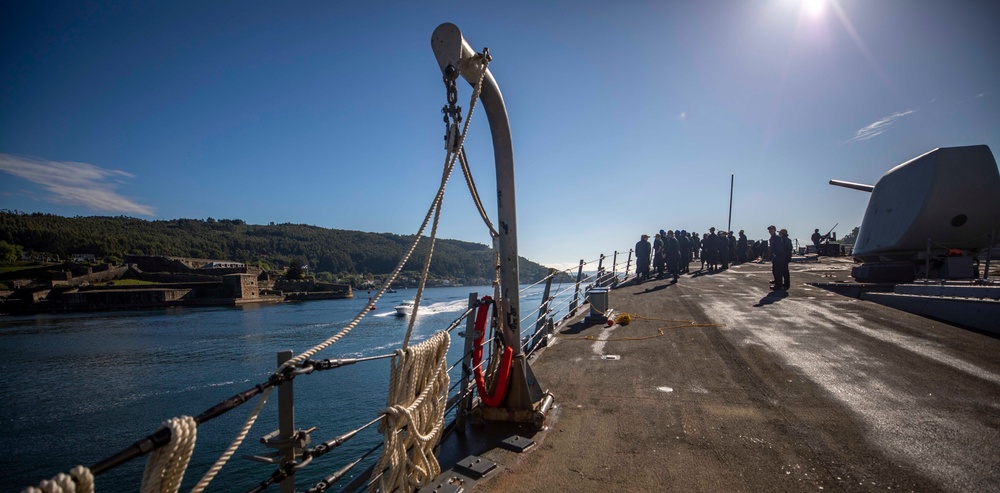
[846, 110, 917, 142]
[0, 154, 155, 215]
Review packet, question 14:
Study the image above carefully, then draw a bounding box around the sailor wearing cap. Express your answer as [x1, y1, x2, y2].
[737, 230, 748, 263]
[768, 225, 786, 289]
[665, 230, 680, 282]
[678, 230, 691, 274]
[705, 227, 719, 271]
[635, 234, 652, 283]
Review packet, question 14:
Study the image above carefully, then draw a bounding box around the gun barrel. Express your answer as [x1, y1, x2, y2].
[829, 180, 874, 192]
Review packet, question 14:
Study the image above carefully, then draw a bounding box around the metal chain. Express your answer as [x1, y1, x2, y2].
[441, 65, 462, 152]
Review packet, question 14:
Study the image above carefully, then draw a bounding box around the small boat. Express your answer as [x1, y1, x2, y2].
[394, 300, 415, 317]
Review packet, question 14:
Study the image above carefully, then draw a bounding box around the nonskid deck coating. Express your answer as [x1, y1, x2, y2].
[438, 257, 1000, 492]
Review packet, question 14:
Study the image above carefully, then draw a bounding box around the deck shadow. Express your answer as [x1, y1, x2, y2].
[753, 290, 788, 307]
[633, 284, 668, 295]
[557, 320, 605, 335]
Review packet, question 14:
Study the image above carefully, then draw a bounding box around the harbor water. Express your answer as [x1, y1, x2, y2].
[1, 283, 579, 491]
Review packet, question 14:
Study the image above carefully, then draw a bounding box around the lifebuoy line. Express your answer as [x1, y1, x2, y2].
[473, 296, 513, 407]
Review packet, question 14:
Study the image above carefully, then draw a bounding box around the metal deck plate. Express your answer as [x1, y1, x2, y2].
[417, 477, 465, 493]
[499, 434, 536, 453]
[454, 455, 497, 479]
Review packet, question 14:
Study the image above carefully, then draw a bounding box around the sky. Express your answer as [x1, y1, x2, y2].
[2, 0, 998, 271]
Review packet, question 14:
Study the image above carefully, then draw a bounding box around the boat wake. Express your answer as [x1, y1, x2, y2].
[371, 298, 468, 317]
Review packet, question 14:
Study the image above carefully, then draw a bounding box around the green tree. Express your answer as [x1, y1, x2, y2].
[0, 241, 23, 263]
[286, 258, 305, 280]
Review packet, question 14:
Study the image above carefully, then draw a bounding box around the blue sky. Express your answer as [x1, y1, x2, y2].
[2, 0, 998, 270]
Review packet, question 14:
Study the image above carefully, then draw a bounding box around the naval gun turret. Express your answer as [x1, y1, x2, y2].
[831, 145, 1000, 282]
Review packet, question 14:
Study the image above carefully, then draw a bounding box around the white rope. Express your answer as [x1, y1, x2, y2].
[275, 50, 493, 368]
[370, 331, 451, 493]
[190, 387, 273, 493]
[403, 50, 493, 350]
[21, 466, 94, 493]
[458, 148, 498, 239]
[139, 416, 197, 493]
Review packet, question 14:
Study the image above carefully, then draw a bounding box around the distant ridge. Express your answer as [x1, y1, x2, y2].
[0, 211, 563, 284]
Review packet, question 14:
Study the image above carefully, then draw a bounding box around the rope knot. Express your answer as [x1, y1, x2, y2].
[379, 405, 409, 431]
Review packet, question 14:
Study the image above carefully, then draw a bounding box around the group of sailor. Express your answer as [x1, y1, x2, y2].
[633, 226, 794, 289]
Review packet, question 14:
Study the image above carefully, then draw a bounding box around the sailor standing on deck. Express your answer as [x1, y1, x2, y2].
[780, 228, 793, 289]
[678, 230, 691, 274]
[728, 231, 737, 266]
[700, 233, 708, 271]
[768, 225, 786, 290]
[737, 230, 748, 263]
[665, 230, 680, 282]
[653, 232, 665, 278]
[635, 234, 652, 283]
[705, 227, 718, 271]
[718, 231, 730, 270]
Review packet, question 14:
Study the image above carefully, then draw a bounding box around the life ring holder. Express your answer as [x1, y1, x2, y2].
[472, 296, 513, 408]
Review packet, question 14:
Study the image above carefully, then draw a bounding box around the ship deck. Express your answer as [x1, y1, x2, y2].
[436, 257, 1000, 492]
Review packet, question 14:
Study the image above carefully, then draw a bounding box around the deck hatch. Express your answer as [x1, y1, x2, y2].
[499, 434, 536, 452]
[454, 455, 497, 479]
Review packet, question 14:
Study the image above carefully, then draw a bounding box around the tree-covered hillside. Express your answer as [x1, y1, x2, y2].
[0, 211, 561, 283]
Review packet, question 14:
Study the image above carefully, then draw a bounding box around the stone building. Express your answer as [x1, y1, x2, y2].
[223, 273, 259, 299]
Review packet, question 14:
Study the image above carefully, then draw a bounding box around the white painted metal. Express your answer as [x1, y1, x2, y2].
[852, 145, 1000, 260]
[431, 23, 522, 355]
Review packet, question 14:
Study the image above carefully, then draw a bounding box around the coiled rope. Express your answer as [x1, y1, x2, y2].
[21, 466, 94, 493]
[370, 330, 451, 493]
[139, 416, 197, 493]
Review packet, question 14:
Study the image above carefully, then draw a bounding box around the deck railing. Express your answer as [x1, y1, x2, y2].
[26, 251, 649, 493]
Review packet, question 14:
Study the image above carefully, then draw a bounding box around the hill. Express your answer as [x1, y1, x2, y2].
[0, 211, 564, 284]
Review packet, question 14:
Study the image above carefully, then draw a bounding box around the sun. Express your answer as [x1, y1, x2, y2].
[802, 0, 826, 17]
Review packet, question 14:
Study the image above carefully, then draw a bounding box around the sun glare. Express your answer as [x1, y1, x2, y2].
[803, 0, 826, 17]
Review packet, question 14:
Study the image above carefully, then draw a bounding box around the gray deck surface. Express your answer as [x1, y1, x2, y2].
[437, 257, 1000, 492]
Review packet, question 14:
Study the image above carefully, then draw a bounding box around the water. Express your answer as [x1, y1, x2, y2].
[1, 282, 581, 491]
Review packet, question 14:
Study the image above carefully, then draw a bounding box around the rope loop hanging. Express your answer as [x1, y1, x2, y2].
[139, 416, 197, 493]
[371, 330, 451, 493]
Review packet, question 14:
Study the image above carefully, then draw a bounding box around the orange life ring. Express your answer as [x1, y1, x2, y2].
[472, 296, 513, 408]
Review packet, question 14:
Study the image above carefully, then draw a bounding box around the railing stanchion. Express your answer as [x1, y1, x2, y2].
[533, 272, 554, 351]
[625, 249, 634, 282]
[596, 254, 606, 286]
[611, 251, 618, 285]
[458, 292, 478, 430]
[277, 350, 296, 493]
[570, 260, 584, 315]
